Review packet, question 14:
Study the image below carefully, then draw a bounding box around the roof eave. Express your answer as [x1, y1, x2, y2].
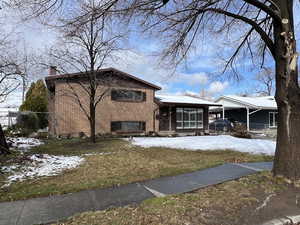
[44, 68, 162, 90]
[217, 95, 278, 110]
[217, 96, 259, 108]
[108, 68, 161, 90]
[259, 107, 278, 110]
[159, 101, 222, 107]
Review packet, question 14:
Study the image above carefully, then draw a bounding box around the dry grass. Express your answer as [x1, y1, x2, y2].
[0, 138, 272, 202]
[54, 172, 291, 225]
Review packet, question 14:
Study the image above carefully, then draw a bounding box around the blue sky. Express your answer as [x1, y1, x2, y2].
[1, 3, 300, 107]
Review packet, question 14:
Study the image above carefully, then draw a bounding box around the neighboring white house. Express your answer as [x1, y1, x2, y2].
[211, 95, 278, 131]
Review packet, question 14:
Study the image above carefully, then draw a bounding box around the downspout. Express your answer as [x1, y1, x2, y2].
[169, 106, 172, 131]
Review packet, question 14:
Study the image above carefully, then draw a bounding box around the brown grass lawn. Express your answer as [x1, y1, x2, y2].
[54, 172, 299, 225]
[0, 138, 273, 202]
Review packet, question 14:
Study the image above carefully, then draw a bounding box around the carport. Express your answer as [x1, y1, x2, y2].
[211, 95, 278, 131]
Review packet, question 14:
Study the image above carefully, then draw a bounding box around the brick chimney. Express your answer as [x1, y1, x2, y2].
[49, 66, 57, 76]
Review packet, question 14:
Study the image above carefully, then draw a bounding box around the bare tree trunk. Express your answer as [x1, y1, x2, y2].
[273, 0, 300, 179]
[89, 83, 96, 143]
[273, 61, 300, 179]
[90, 105, 96, 143]
[0, 124, 10, 155]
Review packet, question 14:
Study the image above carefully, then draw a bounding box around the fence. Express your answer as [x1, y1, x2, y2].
[0, 110, 18, 128]
[1, 110, 76, 137]
[0, 110, 53, 131]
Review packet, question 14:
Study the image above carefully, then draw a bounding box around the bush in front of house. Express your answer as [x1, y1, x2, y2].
[16, 112, 39, 136]
[231, 123, 251, 139]
[19, 79, 48, 129]
[4, 125, 22, 137]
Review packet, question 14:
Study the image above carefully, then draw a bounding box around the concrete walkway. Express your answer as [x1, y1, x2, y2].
[0, 162, 273, 225]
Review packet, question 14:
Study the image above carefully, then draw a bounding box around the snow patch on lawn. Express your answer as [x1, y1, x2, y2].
[7, 137, 43, 151]
[130, 135, 276, 155]
[1, 154, 84, 188]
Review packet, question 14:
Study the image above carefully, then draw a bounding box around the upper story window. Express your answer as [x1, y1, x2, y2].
[111, 89, 146, 102]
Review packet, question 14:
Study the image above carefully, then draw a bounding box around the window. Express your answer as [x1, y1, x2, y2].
[269, 112, 278, 128]
[111, 121, 146, 132]
[176, 108, 203, 129]
[111, 89, 146, 102]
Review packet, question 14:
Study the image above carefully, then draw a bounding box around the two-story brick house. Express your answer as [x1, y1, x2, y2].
[45, 67, 220, 136]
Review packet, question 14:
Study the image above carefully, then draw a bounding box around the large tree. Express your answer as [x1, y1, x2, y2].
[46, 0, 123, 143]
[11, 0, 300, 179]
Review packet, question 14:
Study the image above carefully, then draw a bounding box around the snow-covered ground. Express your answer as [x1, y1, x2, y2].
[7, 137, 44, 152]
[130, 135, 276, 155]
[1, 137, 85, 188]
[1, 154, 84, 187]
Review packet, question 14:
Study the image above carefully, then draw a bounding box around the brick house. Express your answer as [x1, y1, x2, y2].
[45, 67, 220, 136]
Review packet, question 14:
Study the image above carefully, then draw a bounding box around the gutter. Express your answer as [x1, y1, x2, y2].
[217, 96, 277, 110]
[159, 102, 222, 107]
[218, 96, 258, 108]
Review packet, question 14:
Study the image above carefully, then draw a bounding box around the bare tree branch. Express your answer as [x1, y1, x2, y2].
[242, 0, 281, 22]
[255, 66, 275, 95]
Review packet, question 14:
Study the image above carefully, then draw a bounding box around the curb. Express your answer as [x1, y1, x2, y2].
[262, 215, 300, 225]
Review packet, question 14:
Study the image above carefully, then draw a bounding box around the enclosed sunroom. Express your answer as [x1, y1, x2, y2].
[155, 95, 221, 135]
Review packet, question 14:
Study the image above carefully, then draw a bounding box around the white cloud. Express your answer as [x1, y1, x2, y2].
[166, 90, 200, 96]
[182, 90, 199, 96]
[0, 91, 22, 108]
[111, 50, 209, 91]
[208, 81, 229, 94]
[176, 72, 208, 86]
[111, 50, 172, 85]
[1, 7, 58, 51]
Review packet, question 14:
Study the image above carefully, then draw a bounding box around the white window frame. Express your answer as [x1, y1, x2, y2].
[176, 108, 183, 129]
[176, 107, 203, 129]
[269, 112, 278, 128]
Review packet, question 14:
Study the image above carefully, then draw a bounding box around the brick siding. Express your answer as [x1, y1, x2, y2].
[48, 79, 158, 136]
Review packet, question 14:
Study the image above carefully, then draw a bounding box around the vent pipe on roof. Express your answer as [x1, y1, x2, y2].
[49, 66, 57, 76]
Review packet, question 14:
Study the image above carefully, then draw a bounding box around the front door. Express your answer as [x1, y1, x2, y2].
[159, 107, 170, 131]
